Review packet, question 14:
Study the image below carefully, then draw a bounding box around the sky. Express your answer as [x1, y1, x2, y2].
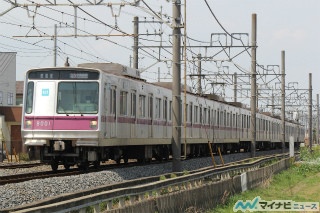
[0, 0, 319, 115]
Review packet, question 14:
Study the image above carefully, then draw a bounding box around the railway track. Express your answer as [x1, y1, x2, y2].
[0, 162, 44, 169]
[0, 149, 295, 186]
[2, 153, 292, 213]
[0, 159, 169, 185]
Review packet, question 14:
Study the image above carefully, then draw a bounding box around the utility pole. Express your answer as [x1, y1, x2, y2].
[250, 13, 257, 158]
[172, 0, 182, 172]
[133, 16, 139, 69]
[54, 24, 57, 67]
[197, 53, 202, 95]
[309, 73, 313, 150]
[317, 94, 319, 144]
[281, 50, 285, 153]
[234, 72, 237, 102]
[271, 92, 275, 116]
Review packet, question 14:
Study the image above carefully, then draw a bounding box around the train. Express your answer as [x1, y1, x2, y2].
[21, 63, 305, 171]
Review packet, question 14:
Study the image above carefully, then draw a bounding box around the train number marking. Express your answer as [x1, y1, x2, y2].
[36, 120, 51, 127]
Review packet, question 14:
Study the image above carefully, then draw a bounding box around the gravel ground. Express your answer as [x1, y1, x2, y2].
[0, 150, 286, 210]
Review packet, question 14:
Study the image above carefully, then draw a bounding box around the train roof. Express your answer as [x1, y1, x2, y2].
[152, 81, 193, 93]
[78, 63, 145, 81]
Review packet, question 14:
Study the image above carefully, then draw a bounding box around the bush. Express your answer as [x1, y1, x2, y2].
[19, 152, 30, 161]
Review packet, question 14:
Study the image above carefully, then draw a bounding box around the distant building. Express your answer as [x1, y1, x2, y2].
[0, 52, 23, 157]
[0, 52, 16, 106]
[16, 81, 24, 106]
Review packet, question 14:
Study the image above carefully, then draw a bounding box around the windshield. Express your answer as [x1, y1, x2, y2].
[57, 82, 99, 114]
[25, 82, 34, 114]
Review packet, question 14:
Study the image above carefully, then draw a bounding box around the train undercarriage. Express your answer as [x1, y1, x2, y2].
[28, 139, 300, 171]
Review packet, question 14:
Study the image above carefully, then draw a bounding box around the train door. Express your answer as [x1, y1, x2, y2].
[109, 85, 117, 137]
[103, 84, 108, 138]
[163, 97, 168, 137]
[199, 105, 202, 138]
[34, 81, 56, 133]
[130, 90, 137, 138]
[148, 94, 153, 137]
[217, 109, 221, 140]
[235, 113, 238, 139]
[189, 103, 193, 138]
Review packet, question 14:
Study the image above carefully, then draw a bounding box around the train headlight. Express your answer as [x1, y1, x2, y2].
[90, 120, 98, 129]
[25, 120, 32, 129]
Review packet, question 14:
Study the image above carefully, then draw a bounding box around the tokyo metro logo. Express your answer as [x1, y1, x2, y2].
[233, 196, 319, 212]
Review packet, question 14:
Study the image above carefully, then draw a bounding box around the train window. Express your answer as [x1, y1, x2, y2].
[139, 95, 146, 117]
[120, 91, 128, 115]
[148, 94, 153, 119]
[194, 106, 198, 123]
[169, 101, 172, 121]
[185, 104, 188, 122]
[214, 110, 217, 126]
[189, 103, 193, 124]
[226, 112, 229, 127]
[199, 105, 203, 124]
[236, 114, 238, 127]
[203, 108, 207, 124]
[233, 114, 235, 127]
[109, 86, 116, 115]
[163, 97, 168, 121]
[25, 82, 34, 114]
[155, 98, 161, 119]
[131, 90, 136, 117]
[57, 82, 99, 114]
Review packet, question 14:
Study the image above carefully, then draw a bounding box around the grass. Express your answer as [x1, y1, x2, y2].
[209, 146, 320, 213]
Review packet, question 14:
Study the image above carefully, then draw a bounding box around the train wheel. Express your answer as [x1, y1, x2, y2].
[116, 158, 121, 164]
[137, 158, 144, 163]
[51, 161, 58, 172]
[78, 162, 89, 170]
[93, 160, 100, 168]
[163, 146, 169, 161]
[64, 164, 70, 170]
[123, 156, 128, 164]
[153, 148, 162, 161]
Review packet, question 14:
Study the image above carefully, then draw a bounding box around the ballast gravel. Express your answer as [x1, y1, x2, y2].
[0, 150, 285, 210]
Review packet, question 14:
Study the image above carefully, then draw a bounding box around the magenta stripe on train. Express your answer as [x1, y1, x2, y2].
[24, 116, 98, 130]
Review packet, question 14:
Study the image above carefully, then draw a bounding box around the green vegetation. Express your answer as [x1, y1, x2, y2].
[211, 147, 320, 213]
[18, 152, 30, 161]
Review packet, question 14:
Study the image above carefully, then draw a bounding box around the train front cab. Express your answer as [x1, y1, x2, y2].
[22, 68, 101, 170]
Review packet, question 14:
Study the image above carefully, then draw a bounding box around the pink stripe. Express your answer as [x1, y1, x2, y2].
[25, 116, 98, 130]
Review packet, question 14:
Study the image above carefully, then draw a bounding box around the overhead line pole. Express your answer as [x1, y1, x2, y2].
[183, 0, 187, 160]
[309, 73, 313, 150]
[54, 24, 57, 67]
[281, 50, 285, 153]
[317, 94, 319, 145]
[172, 0, 182, 172]
[250, 13, 257, 158]
[133, 16, 139, 69]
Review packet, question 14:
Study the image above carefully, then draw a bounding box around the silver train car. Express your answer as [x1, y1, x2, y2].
[21, 63, 305, 170]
